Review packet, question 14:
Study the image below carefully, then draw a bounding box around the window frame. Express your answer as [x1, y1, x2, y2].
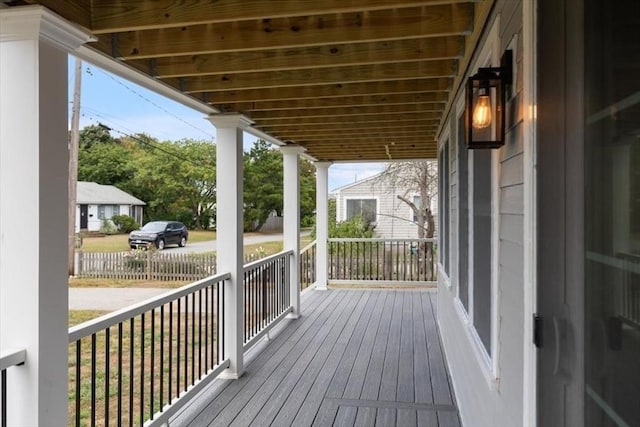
[450, 16, 502, 383]
[343, 196, 379, 225]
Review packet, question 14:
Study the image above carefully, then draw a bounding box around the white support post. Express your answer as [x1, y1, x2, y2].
[0, 6, 92, 425]
[280, 145, 305, 318]
[208, 114, 252, 379]
[315, 162, 331, 291]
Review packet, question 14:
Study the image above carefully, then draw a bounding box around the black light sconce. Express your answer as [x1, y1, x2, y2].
[466, 50, 513, 149]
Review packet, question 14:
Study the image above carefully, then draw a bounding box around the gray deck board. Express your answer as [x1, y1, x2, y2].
[343, 291, 388, 399]
[176, 288, 459, 427]
[275, 291, 372, 426]
[378, 291, 403, 401]
[421, 292, 454, 406]
[249, 291, 366, 426]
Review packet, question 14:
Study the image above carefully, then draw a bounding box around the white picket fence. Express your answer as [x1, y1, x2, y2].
[76, 251, 264, 281]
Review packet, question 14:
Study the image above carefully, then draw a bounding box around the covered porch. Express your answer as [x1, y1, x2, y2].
[172, 288, 457, 427]
[0, 1, 538, 427]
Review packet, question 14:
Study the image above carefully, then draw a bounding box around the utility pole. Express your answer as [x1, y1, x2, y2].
[68, 57, 82, 276]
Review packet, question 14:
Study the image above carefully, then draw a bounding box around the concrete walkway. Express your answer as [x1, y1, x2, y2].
[69, 287, 169, 311]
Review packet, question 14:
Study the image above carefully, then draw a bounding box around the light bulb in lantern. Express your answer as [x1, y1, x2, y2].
[472, 88, 492, 129]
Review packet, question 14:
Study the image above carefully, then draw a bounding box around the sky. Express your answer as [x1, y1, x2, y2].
[68, 56, 385, 191]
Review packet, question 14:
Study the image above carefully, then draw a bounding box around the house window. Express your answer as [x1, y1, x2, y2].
[346, 198, 377, 224]
[457, 112, 469, 311]
[471, 148, 493, 356]
[412, 195, 421, 223]
[439, 140, 450, 273]
[98, 205, 120, 220]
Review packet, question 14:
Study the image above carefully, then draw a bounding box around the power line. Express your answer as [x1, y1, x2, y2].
[95, 67, 216, 140]
[91, 120, 215, 169]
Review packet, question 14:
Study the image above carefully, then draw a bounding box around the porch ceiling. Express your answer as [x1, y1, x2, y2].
[12, 0, 492, 162]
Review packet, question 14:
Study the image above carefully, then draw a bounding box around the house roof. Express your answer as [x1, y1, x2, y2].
[8, 1, 493, 162]
[331, 170, 387, 194]
[76, 181, 146, 206]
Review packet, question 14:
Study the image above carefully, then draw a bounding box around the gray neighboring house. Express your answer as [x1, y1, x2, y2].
[76, 181, 146, 232]
[331, 171, 437, 239]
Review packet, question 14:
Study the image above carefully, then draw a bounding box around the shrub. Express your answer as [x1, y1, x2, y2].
[123, 249, 148, 271]
[100, 219, 118, 234]
[111, 214, 139, 233]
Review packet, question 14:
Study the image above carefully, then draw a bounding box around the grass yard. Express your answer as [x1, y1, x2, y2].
[80, 230, 218, 252]
[69, 302, 222, 426]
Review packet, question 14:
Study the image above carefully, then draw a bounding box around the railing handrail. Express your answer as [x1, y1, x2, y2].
[243, 249, 294, 273]
[328, 237, 436, 243]
[69, 272, 231, 342]
[0, 348, 26, 371]
[300, 240, 317, 254]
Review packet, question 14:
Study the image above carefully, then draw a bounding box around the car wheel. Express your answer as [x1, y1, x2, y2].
[156, 239, 165, 250]
[179, 236, 187, 247]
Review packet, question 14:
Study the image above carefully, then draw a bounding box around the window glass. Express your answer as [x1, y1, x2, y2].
[472, 149, 492, 355]
[439, 140, 450, 273]
[413, 195, 421, 223]
[584, 1, 640, 425]
[346, 199, 377, 224]
[457, 112, 469, 310]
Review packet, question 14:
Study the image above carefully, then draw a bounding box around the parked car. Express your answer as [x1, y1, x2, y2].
[128, 221, 188, 250]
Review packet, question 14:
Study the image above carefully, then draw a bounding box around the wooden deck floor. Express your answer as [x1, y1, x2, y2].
[172, 288, 459, 427]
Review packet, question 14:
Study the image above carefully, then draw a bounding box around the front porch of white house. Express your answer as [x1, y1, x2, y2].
[8, 1, 639, 427]
[172, 288, 457, 427]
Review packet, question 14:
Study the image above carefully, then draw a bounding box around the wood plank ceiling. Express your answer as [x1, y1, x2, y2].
[13, 0, 492, 161]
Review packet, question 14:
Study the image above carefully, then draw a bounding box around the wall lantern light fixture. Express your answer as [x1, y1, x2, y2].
[466, 50, 513, 149]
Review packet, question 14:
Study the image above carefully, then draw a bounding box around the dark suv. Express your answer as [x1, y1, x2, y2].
[128, 221, 188, 250]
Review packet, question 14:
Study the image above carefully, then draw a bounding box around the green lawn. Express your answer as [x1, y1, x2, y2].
[79, 230, 218, 252]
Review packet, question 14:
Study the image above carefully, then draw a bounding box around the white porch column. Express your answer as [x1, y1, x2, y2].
[280, 145, 305, 317]
[315, 162, 331, 291]
[0, 6, 92, 425]
[208, 114, 252, 379]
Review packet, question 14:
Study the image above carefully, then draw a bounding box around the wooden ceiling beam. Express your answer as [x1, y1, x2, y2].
[202, 79, 452, 103]
[277, 127, 438, 139]
[287, 135, 437, 143]
[23, 0, 92, 28]
[248, 103, 444, 120]
[107, 4, 473, 59]
[260, 121, 440, 133]
[256, 113, 440, 126]
[294, 140, 434, 151]
[132, 36, 464, 78]
[214, 92, 448, 112]
[184, 60, 457, 93]
[91, 0, 473, 33]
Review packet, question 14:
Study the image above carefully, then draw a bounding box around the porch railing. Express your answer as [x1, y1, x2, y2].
[1, 348, 26, 427]
[328, 238, 437, 283]
[243, 250, 293, 350]
[68, 274, 229, 427]
[300, 241, 316, 290]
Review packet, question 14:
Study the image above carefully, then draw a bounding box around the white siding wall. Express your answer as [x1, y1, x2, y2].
[335, 175, 435, 239]
[437, 2, 528, 426]
[77, 204, 134, 232]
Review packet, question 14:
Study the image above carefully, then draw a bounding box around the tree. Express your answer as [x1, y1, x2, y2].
[127, 138, 216, 228]
[299, 158, 317, 227]
[373, 160, 438, 277]
[375, 161, 438, 239]
[243, 140, 283, 231]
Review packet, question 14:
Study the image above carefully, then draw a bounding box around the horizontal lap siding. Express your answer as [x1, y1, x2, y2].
[438, 1, 526, 426]
[336, 178, 423, 239]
